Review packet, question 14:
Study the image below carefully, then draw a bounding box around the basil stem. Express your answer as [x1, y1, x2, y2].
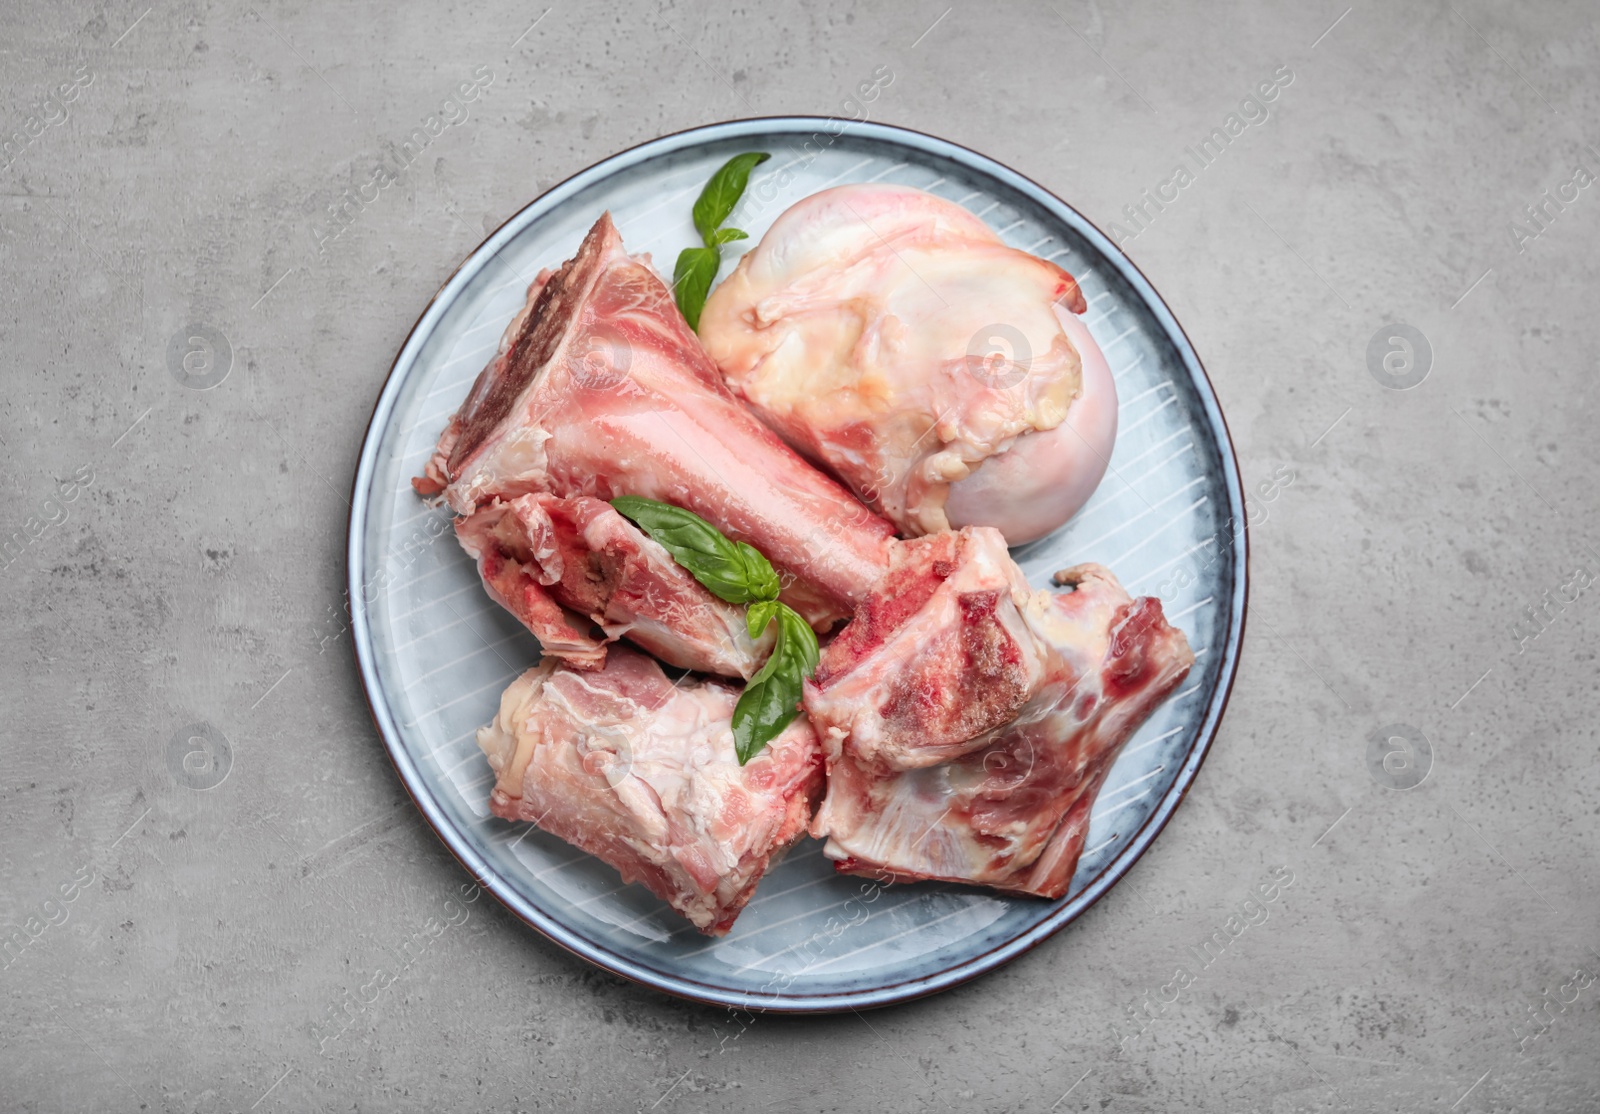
[673, 151, 769, 330]
[610, 495, 817, 763]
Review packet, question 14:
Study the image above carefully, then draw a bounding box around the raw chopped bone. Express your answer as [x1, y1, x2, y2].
[806, 529, 1193, 898]
[698, 183, 1116, 544]
[416, 212, 896, 629]
[478, 646, 824, 934]
[454, 493, 771, 677]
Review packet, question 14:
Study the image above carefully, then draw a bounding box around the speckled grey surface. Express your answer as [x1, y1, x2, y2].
[2, 2, 1597, 1111]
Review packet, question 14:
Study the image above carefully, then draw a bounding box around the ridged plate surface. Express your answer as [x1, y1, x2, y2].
[348, 119, 1247, 1011]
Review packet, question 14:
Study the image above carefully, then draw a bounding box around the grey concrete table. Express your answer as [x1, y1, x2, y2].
[3, 2, 1596, 1111]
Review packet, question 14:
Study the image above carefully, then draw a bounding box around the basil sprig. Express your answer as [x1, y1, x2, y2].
[610, 495, 817, 764]
[608, 496, 778, 603]
[673, 151, 769, 331]
[731, 603, 820, 764]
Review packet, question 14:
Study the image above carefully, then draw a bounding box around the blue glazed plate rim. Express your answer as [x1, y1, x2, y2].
[347, 116, 1249, 1014]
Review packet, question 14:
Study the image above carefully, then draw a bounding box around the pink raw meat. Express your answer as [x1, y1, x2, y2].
[698, 183, 1116, 545]
[416, 212, 895, 629]
[806, 529, 1194, 898]
[454, 493, 772, 677]
[477, 646, 823, 934]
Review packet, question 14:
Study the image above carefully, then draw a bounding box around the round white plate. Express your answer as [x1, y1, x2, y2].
[348, 118, 1247, 1012]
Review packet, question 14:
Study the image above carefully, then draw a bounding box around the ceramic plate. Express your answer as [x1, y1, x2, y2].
[348, 118, 1247, 1012]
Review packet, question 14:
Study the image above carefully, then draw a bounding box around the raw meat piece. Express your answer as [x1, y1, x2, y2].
[415, 212, 896, 628]
[454, 493, 772, 677]
[807, 530, 1193, 897]
[477, 646, 824, 934]
[940, 308, 1116, 543]
[698, 183, 1116, 544]
[803, 527, 1052, 771]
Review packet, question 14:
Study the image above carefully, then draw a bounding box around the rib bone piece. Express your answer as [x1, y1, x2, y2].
[416, 212, 895, 628]
[805, 528, 1194, 898]
[477, 646, 823, 935]
[454, 493, 772, 678]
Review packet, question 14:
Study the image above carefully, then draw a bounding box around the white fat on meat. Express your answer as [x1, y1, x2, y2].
[477, 646, 823, 934]
[805, 528, 1193, 898]
[415, 211, 896, 630]
[454, 493, 772, 677]
[698, 183, 1116, 544]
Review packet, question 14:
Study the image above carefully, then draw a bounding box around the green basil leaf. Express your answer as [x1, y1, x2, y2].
[733, 541, 781, 602]
[745, 598, 779, 640]
[732, 603, 819, 764]
[707, 226, 749, 246]
[781, 602, 821, 677]
[610, 495, 777, 604]
[672, 246, 720, 331]
[610, 491, 810, 764]
[692, 152, 770, 246]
